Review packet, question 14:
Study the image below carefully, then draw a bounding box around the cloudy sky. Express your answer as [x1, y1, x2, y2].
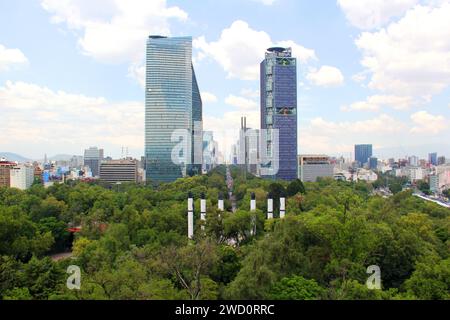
[0, 0, 449, 160]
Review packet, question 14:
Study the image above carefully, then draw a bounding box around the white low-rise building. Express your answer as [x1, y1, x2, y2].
[395, 168, 409, 178]
[357, 169, 378, 182]
[10, 164, 34, 190]
[408, 166, 424, 182]
[430, 175, 439, 193]
[333, 169, 378, 182]
[433, 165, 450, 193]
[299, 155, 334, 182]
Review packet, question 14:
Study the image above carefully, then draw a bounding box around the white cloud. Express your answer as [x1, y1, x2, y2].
[355, 3, 450, 97]
[240, 88, 260, 99]
[311, 114, 405, 134]
[341, 95, 413, 112]
[225, 94, 258, 111]
[300, 114, 407, 155]
[299, 110, 448, 156]
[251, 0, 277, 5]
[202, 92, 218, 103]
[40, 0, 187, 85]
[351, 72, 367, 83]
[204, 92, 260, 161]
[0, 44, 28, 72]
[306, 66, 344, 87]
[128, 63, 145, 88]
[337, 0, 420, 30]
[194, 20, 316, 80]
[410, 110, 447, 134]
[0, 81, 143, 158]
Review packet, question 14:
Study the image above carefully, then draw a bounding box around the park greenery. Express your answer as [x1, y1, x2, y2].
[0, 165, 449, 300]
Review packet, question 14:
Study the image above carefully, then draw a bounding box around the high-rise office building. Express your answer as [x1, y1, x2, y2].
[429, 152, 438, 166]
[203, 131, 218, 173]
[369, 157, 378, 170]
[260, 47, 298, 181]
[238, 117, 260, 176]
[408, 155, 419, 167]
[298, 155, 334, 182]
[70, 155, 84, 168]
[438, 156, 446, 166]
[430, 175, 439, 193]
[99, 159, 138, 184]
[84, 147, 104, 177]
[145, 36, 203, 183]
[355, 144, 373, 167]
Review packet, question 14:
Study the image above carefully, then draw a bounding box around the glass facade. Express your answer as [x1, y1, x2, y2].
[145, 36, 202, 183]
[83, 147, 104, 177]
[260, 47, 298, 181]
[429, 152, 438, 166]
[355, 144, 373, 167]
[369, 157, 378, 170]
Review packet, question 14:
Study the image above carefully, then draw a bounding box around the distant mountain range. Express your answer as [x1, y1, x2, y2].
[0, 152, 82, 162]
[0, 152, 32, 162]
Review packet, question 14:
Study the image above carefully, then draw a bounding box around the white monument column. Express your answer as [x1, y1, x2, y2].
[280, 194, 286, 219]
[218, 193, 224, 211]
[250, 192, 256, 211]
[200, 192, 207, 231]
[250, 192, 256, 236]
[188, 192, 194, 239]
[267, 193, 273, 220]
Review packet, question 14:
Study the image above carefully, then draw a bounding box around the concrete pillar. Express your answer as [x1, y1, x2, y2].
[250, 192, 256, 211]
[187, 192, 194, 239]
[280, 195, 286, 219]
[267, 193, 273, 220]
[250, 192, 256, 236]
[218, 193, 224, 211]
[200, 192, 206, 231]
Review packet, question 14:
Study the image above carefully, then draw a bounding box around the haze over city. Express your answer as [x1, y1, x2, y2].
[1, 0, 450, 160]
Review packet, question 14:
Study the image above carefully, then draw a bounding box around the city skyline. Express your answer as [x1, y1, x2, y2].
[1, 0, 450, 160]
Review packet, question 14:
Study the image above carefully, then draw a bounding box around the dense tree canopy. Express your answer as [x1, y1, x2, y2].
[0, 166, 448, 300]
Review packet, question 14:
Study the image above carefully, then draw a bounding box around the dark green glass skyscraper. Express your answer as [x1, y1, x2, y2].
[145, 36, 202, 183]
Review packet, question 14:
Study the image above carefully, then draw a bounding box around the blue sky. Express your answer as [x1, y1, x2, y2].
[0, 0, 449, 160]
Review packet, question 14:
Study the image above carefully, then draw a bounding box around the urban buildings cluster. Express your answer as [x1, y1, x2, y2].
[1, 34, 449, 203]
[0, 160, 34, 190]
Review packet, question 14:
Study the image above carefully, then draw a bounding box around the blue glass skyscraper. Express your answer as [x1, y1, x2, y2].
[260, 47, 298, 181]
[429, 152, 438, 166]
[369, 157, 378, 170]
[355, 144, 373, 167]
[145, 36, 202, 183]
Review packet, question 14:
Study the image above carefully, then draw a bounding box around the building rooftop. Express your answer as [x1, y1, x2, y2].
[0, 160, 17, 166]
[267, 47, 288, 53]
[265, 47, 292, 58]
[101, 159, 137, 165]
